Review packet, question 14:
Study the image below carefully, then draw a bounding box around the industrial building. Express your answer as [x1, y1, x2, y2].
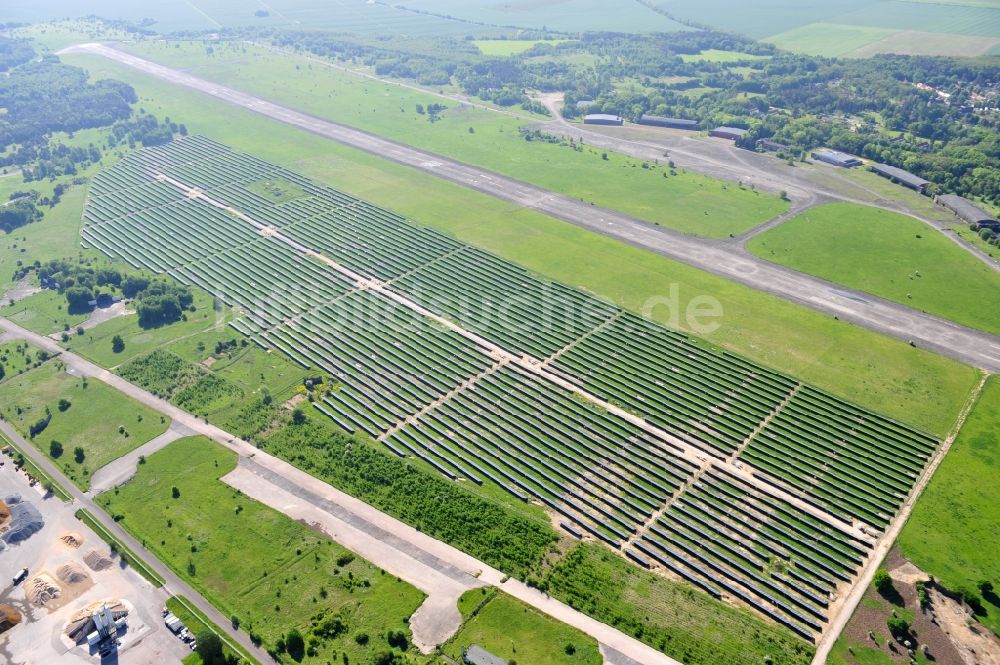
[583, 113, 624, 126]
[709, 126, 747, 140]
[757, 138, 791, 153]
[638, 114, 699, 130]
[936, 194, 1000, 229]
[811, 149, 862, 168]
[869, 163, 931, 192]
[463, 644, 508, 665]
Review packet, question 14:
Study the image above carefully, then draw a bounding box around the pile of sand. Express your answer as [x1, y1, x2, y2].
[83, 549, 112, 571]
[0, 604, 21, 634]
[0, 500, 10, 531]
[24, 574, 61, 607]
[60, 532, 83, 549]
[56, 563, 90, 586]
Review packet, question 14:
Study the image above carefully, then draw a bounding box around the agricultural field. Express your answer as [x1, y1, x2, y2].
[444, 588, 601, 665]
[679, 49, 771, 62]
[656, 0, 1000, 56]
[63, 49, 976, 441]
[899, 376, 1000, 635]
[119, 40, 787, 239]
[473, 39, 571, 56]
[4, 0, 500, 36]
[96, 436, 430, 664]
[747, 203, 1000, 336]
[79, 136, 950, 644]
[0, 359, 169, 489]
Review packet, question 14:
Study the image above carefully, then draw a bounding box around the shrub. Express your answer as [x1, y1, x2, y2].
[49, 440, 63, 458]
[873, 568, 894, 595]
[57, 398, 71, 412]
[886, 616, 909, 638]
[285, 628, 305, 661]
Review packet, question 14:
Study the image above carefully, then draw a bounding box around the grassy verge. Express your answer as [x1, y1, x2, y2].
[96, 436, 430, 664]
[0, 361, 170, 490]
[0, 429, 72, 501]
[444, 588, 601, 665]
[119, 40, 788, 239]
[543, 544, 814, 665]
[166, 595, 261, 665]
[898, 375, 1000, 635]
[748, 202, 1000, 335]
[75, 508, 165, 586]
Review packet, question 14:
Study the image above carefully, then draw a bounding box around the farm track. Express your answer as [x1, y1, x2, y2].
[63, 43, 1000, 373]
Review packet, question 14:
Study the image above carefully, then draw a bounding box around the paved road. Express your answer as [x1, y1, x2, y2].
[0, 419, 262, 662]
[86, 422, 193, 496]
[0, 315, 684, 665]
[65, 43, 1000, 372]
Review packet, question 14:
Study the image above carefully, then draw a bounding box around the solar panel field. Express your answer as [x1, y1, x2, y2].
[81, 136, 943, 643]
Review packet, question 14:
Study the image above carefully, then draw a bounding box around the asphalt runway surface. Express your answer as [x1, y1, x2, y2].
[67, 44, 1000, 372]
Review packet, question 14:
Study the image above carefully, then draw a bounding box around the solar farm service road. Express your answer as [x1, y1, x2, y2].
[67, 43, 1000, 372]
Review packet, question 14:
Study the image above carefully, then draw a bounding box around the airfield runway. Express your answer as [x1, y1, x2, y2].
[66, 43, 1000, 372]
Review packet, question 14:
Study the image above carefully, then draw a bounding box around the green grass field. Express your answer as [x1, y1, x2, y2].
[97, 436, 430, 663]
[763, 23, 898, 57]
[0, 340, 45, 380]
[0, 361, 168, 489]
[679, 49, 770, 62]
[0, 290, 92, 336]
[119, 40, 787, 239]
[544, 544, 814, 665]
[748, 203, 1000, 336]
[63, 289, 224, 368]
[473, 39, 570, 56]
[898, 376, 1000, 635]
[58, 50, 978, 438]
[445, 588, 601, 665]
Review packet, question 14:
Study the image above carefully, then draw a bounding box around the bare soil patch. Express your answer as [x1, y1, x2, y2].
[283, 393, 306, 410]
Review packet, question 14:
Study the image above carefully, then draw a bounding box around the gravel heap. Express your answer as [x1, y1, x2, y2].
[1, 495, 44, 545]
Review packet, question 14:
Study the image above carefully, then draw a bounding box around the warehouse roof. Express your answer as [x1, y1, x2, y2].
[639, 114, 699, 127]
[937, 194, 998, 225]
[812, 149, 862, 167]
[869, 163, 930, 189]
[712, 126, 747, 136]
[463, 645, 507, 665]
[584, 113, 623, 122]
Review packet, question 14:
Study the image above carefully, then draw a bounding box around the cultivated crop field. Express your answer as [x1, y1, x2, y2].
[657, 0, 1000, 56]
[82, 136, 945, 643]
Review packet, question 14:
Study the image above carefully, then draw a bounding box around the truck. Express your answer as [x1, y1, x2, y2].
[12, 567, 28, 585]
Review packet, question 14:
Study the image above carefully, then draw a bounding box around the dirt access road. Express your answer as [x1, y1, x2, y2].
[0, 315, 683, 665]
[62, 43, 1000, 372]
